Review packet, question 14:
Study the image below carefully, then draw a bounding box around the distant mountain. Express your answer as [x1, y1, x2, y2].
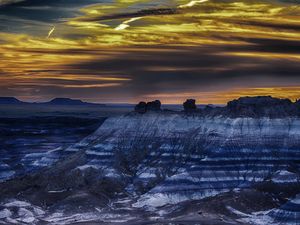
[47, 98, 86, 105]
[0, 97, 27, 105]
[44, 98, 103, 106]
[0, 97, 105, 106]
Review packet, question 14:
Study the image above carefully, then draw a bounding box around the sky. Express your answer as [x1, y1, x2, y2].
[0, 0, 300, 104]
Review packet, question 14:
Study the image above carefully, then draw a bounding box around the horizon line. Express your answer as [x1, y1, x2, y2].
[0, 95, 298, 106]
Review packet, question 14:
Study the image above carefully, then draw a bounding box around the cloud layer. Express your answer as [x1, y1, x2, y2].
[0, 0, 300, 103]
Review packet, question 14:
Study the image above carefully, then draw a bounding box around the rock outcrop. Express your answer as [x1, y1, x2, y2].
[146, 100, 161, 111]
[226, 96, 297, 118]
[134, 100, 161, 113]
[134, 101, 147, 113]
[183, 99, 197, 112]
[135, 96, 300, 117]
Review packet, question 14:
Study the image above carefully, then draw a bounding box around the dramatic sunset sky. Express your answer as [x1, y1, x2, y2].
[0, 0, 299, 103]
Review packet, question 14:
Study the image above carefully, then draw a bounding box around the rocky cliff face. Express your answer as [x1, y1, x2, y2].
[69, 113, 300, 203]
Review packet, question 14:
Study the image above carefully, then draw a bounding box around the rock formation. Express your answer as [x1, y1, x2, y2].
[135, 96, 300, 117]
[146, 100, 161, 111]
[134, 101, 147, 113]
[134, 100, 161, 113]
[183, 99, 197, 112]
[226, 96, 296, 118]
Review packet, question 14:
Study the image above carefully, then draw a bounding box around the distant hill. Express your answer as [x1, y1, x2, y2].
[47, 98, 86, 105]
[0, 97, 105, 106]
[0, 97, 26, 105]
[43, 98, 104, 106]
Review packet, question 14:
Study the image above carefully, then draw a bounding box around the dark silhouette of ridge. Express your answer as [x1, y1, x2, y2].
[134, 96, 300, 118]
[0, 97, 26, 105]
[0, 97, 105, 106]
[44, 98, 102, 106]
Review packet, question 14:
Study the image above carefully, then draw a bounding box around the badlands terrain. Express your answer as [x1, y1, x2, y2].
[0, 96, 300, 224]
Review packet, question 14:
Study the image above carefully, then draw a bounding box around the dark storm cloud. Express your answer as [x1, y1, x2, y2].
[78, 8, 178, 22]
[9, 44, 298, 102]
[0, 6, 70, 23]
[0, 0, 24, 6]
[62, 40, 300, 96]
[0, 0, 109, 31]
[222, 38, 300, 54]
[0, 0, 106, 8]
[235, 20, 300, 31]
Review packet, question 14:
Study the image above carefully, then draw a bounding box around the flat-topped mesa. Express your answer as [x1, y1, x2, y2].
[0, 97, 25, 104]
[183, 99, 197, 113]
[47, 98, 85, 105]
[228, 96, 292, 107]
[134, 100, 161, 113]
[226, 96, 297, 118]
